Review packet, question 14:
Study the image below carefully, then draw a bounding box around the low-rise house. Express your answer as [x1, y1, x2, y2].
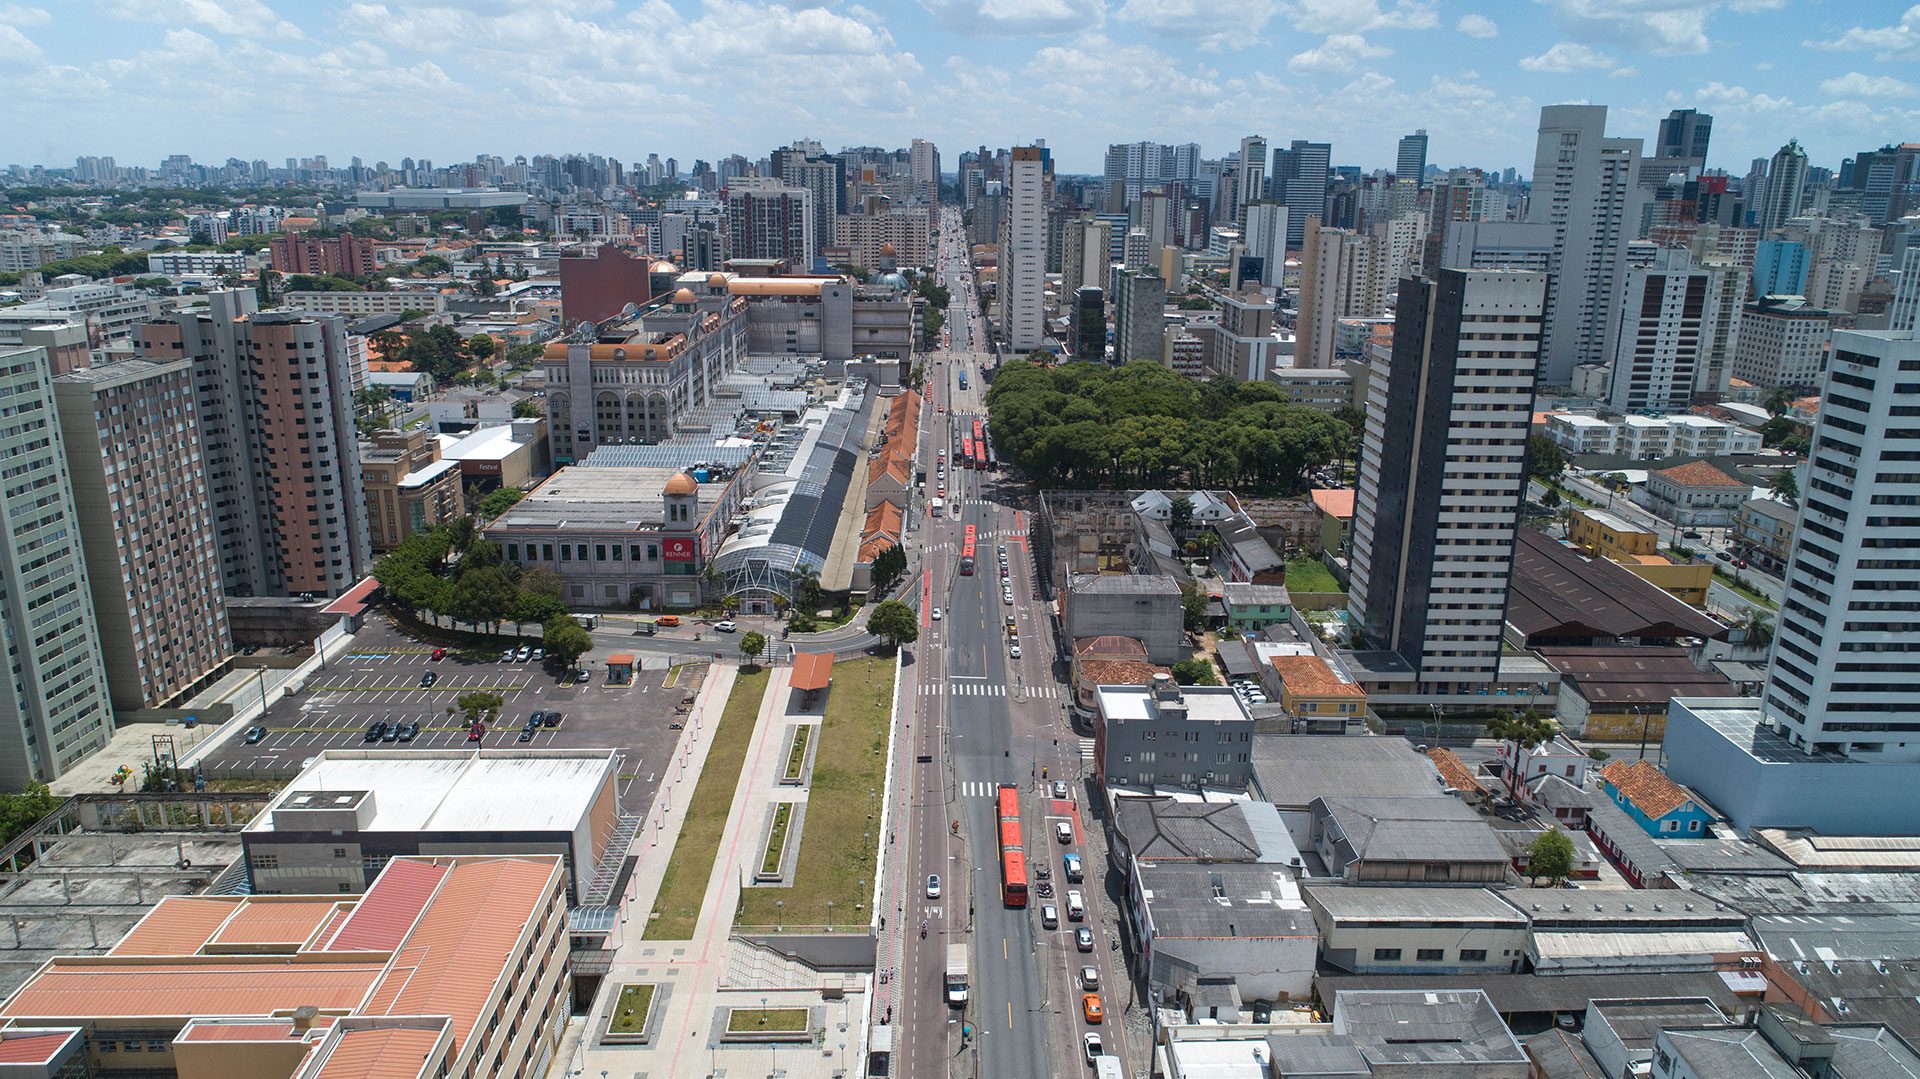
[1221, 582, 1293, 633]
[1735, 496, 1796, 572]
[1268, 655, 1367, 726]
[1642, 461, 1749, 527]
[1305, 885, 1529, 975]
[1309, 795, 1511, 884]
[1310, 487, 1355, 558]
[1600, 760, 1715, 838]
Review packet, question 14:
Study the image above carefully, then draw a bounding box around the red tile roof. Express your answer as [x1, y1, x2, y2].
[325, 859, 448, 953]
[1270, 655, 1366, 698]
[308, 1026, 446, 1079]
[0, 1031, 76, 1063]
[1601, 760, 1697, 818]
[1656, 461, 1744, 488]
[791, 652, 835, 691]
[1310, 489, 1356, 519]
[1427, 748, 1483, 795]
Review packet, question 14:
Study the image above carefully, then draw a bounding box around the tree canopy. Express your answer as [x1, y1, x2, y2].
[867, 600, 919, 650]
[1526, 828, 1576, 886]
[985, 359, 1346, 492]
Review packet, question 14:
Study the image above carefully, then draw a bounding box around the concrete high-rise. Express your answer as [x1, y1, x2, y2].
[1234, 136, 1268, 230]
[136, 291, 371, 599]
[1242, 202, 1288, 286]
[1758, 140, 1809, 234]
[909, 138, 940, 206]
[1069, 286, 1106, 360]
[0, 346, 115, 789]
[1274, 140, 1332, 248]
[999, 146, 1047, 352]
[1437, 220, 1555, 273]
[54, 358, 232, 711]
[1752, 239, 1810, 297]
[1295, 218, 1387, 369]
[1527, 104, 1643, 386]
[1060, 216, 1113, 299]
[1348, 270, 1547, 695]
[1762, 330, 1920, 760]
[772, 146, 845, 259]
[1656, 109, 1713, 172]
[1114, 272, 1166, 364]
[725, 180, 815, 269]
[1396, 130, 1429, 185]
[1603, 248, 1717, 414]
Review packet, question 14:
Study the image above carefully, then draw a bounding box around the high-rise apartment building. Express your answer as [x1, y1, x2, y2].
[1069, 286, 1106, 360]
[1274, 140, 1332, 248]
[267, 231, 377, 277]
[1656, 109, 1713, 172]
[1758, 140, 1809, 233]
[1396, 130, 1429, 184]
[1527, 104, 1643, 386]
[1348, 270, 1548, 695]
[1060, 216, 1113, 298]
[1114, 272, 1166, 364]
[1296, 218, 1387, 369]
[1752, 239, 1810, 297]
[772, 147, 844, 259]
[53, 358, 232, 711]
[1000, 146, 1047, 352]
[909, 138, 940, 205]
[1234, 136, 1268, 230]
[0, 346, 115, 788]
[1732, 294, 1832, 389]
[136, 291, 371, 599]
[725, 179, 815, 269]
[1603, 248, 1717, 414]
[1242, 202, 1289, 286]
[1438, 220, 1555, 273]
[1762, 330, 1920, 759]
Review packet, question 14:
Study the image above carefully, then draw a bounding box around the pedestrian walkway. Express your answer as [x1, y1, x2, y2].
[918, 682, 1062, 698]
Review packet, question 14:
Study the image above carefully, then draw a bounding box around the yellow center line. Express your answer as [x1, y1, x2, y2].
[1007, 1000, 1014, 1028]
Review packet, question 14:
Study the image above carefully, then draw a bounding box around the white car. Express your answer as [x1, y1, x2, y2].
[1003, 591, 1014, 605]
[1083, 1032, 1104, 1064]
[931, 607, 942, 621]
[1010, 644, 1022, 658]
[926, 874, 941, 899]
[714, 620, 738, 633]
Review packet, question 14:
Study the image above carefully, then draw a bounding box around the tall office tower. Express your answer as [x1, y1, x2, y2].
[909, 138, 940, 205]
[1114, 272, 1166, 364]
[1396, 130, 1429, 184]
[1234, 136, 1268, 230]
[1762, 330, 1920, 760]
[1758, 140, 1809, 233]
[1069, 286, 1106, 359]
[772, 145, 846, 257]
[1171, 143, 1202, 182]
[1527, 104, 1643, 386]
[0, 346, 115, 789]
[1438, 220, 1555, 272]
[1137, 190, 1172, 255]
[1000, 146, 1047, 352]
[1347, 269, 1548, 695]
[1274, 140, 1333, 247]
[1752, 238, 1811, 296]
[1061, 216, 1113, 298]
[54, 359, 232, 711]
[135, 291, 371, 600]
[1603, 248, 1717, 414]
[1843, 144, 1920, 224]
[1242, 202, 1289, 286]
[725, 180, 815, 268]
[1656, 109, 1713, 172]
[1373, 211, 1427, 282]
[1295, 218, 1387, 369]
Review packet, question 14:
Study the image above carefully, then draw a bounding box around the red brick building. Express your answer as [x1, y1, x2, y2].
[269, 231, 377, 277]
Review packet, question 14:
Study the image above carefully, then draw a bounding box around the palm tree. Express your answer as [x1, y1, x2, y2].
[1738, 609, 1775, 651]
[1764, 386, 1795, 417]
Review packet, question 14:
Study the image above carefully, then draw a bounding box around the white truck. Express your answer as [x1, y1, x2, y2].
[945, 943, 970, 1006]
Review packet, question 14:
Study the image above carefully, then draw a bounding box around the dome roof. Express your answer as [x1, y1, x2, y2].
[671, 287, 697, 303]
[879, 242, 898, 256]
[654, 261, 680, 274]
[707, 272, 727, 287]
[665, 472, 698, 496]
[875, 271, 910, 290]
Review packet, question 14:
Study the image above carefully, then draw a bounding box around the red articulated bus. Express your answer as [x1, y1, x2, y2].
[960, 524, 977, 575]
[997, 783, 1028, 908]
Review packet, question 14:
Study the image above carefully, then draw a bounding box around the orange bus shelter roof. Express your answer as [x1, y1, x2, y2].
[791, 653, 834, 691]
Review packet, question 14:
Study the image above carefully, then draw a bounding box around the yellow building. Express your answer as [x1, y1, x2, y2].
[1269, 655, 1367, 719]
[1568, 508, 1710, 607]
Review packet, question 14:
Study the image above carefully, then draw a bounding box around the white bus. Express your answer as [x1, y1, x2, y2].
[931, 497, 945, 518]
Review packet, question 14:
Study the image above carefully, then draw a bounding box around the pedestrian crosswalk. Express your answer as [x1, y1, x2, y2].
[1078, 737, 1096, 761]
[960, 781, 1008, 797]
[918, 683, 1063, 699]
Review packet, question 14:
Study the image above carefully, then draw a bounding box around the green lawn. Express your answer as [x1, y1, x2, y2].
[726, 1007, 810, 1034]
[761, 803, 794, 877]
[737, 656, 894, 929]
[608, 983, 656, 1034]
[1282, 556, 1341, 595]
[1713, 568, 1780, 611]
[644, 667, 770, 940]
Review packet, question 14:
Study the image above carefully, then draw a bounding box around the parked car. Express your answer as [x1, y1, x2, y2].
[531, 648, 545, 662]
[526, 711, 544, 730]
[364, 723, 387, 743]
[516, 729, 534, 743]
[1041, 904, 1059, 929]
[418, 670, 437, 688]
[515, 645, 532, 662]
[431, 647, 447, 660]
[467, 726, 484, 743]
[500, 648, 515, 662]
[243, 725, 266, 744]
[575, 668, 592, 684]
[396, 722, 418, 743]
[543, 711, 562, 728]
[1009, 643, 1022, 658]
[714, 620, 738, 633]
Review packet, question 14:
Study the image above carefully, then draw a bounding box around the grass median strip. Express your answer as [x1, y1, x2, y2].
[783, 726, 812, 782]
[608, 984, 656, 1035]
[644, 667, 769, 940]
[738, 656, 894, 929]
[726, 1007, 809, 1034]
[760, 803, 794, 877]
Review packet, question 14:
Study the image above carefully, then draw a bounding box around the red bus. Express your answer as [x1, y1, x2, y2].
[962, 437, 975, 468]
[997, 784, 1027, 907]
[971, 420, 989, 470]
[960, 524, 977, 575]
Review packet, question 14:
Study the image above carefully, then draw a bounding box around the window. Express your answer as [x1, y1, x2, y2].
[333, 847, 348, 858]
[1416, 948, 1444, 961]
[1688, 819, 1701, 833]
[1661, 819, 1679, 832]
[1372, 948, 1401, 961]
[1459, 949, 1488, 962]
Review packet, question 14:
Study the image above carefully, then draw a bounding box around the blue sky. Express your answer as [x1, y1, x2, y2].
[2, 0, 1916, 178]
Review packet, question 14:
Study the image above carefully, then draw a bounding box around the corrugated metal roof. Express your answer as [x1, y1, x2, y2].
[210, 898, 343, 949]
[326, 859, 449, 953]
[366, 857, 560, 1050]
[0, 1031, 77, 1063]
[0, 959, 385, 1021]
[307, 1027, 446, 1079]
[792, 652, 835, 691]
[109, 897, 242, 956]
[311, 905, 355, 951]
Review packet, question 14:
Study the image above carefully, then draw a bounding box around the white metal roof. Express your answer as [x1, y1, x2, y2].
[249, 750, 615, 836]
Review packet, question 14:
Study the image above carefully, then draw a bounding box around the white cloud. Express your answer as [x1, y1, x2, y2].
[1537, 0, 1771, 56]
[1805, 4, 1920, 59]
[1115, 0, 1286, 48]
[0, 23, 44, 65]
[1287, 33, 1390, 75]
[1519, 41, 1618, 72]
[919, 0, 1105, 35]
[101, 0, 305, 39]
[1455, 13, 1497, 38]
[0, 4, 51, 25]
[1287, 0, 1437, 35]
[1819, 71, 1919, 100]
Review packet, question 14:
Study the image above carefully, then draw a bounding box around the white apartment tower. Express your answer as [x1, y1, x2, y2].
[1604, 248, 1718, 414]
[1296, 217, 1388, 369]
[1527, 104, 1644, 386]
[1235, 136, 1268, 231]
[1243, 202, 1289, 286]
[1758, 140, 1809, 234]
[909, 138, 940, 206]
[1348, 269, 1548, 694]
[1000, 146, 1047, 352]
[0, 346, 115, 789]
[1762, 330, 1920, 760]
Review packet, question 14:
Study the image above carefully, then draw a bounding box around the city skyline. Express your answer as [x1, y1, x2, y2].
[4, 1, 1917, 176]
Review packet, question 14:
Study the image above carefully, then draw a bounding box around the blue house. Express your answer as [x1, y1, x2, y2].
[1598, 760, 1714, 838]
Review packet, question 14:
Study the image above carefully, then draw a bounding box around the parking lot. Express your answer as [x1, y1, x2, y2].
[199, 622, 704, 814]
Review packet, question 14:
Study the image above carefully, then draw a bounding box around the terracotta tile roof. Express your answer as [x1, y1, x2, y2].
[209, 898, 343, 950]
[1078, 659, 1168, 687]
[1427, 748, 1483, 794]
[311, 905, 355, 951]
[0, 959, 386, 1021]
[1310, 488, 1356, 519]
[324, 859, 448, 953]
[364, 857, 560, 1051]
[0, 1031, 76, 1063]
[307, 1026, 446, 1079]
[109, 897, 241, 957]
[1073, 635, 1148, 658]
[1601, 760, 1697, 818]
[1656, 461, 1744, 488]
[1270, 655, 1366, 698]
